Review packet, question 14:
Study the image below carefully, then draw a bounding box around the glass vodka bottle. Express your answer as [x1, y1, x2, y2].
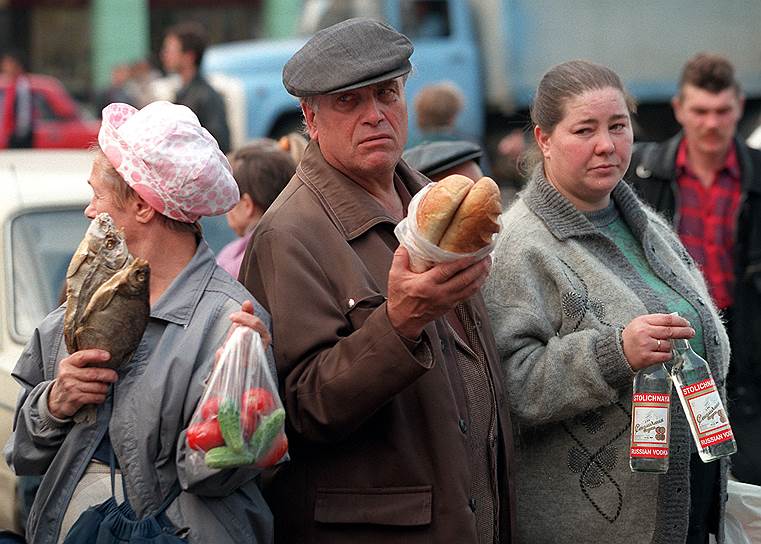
[629, 363, 672, 473]
[671, 338, 736, 462]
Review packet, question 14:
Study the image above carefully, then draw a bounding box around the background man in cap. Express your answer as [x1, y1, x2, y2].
[627, 53, 761, 490]
[240, 17, 514, 544]
[403, 139, 484, 181]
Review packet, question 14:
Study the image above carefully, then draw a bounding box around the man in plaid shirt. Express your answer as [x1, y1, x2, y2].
[627, 53, 761, 492]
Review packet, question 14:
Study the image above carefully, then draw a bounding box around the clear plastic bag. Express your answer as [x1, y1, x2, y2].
[722, 480, 761, 544]
[394, 183, 499, 272]
[186, 326, 288, 470]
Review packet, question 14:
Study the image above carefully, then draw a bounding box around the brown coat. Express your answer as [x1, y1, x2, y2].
[240, 141, 515, 543]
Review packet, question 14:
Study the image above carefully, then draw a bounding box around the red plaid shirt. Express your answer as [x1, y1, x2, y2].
[675, 139, 741, 309]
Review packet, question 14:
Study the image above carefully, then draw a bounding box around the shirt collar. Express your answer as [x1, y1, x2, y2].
[296, 140, 427, 240]
[149, 239, 217, 326]
[675, 138, 740, 180]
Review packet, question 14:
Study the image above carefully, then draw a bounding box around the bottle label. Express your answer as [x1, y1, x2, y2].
[630, 393, 670, 458]
[680, 378, 734, 448]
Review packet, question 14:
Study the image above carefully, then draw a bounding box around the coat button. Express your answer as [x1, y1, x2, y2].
[714, 334, 720, 345]
[469, 498, 477, 512]
[440, 339, 447, 353]
[459, 419, 468, 434]
[635, 165, 652, 179]
[475, 318, 482, 328]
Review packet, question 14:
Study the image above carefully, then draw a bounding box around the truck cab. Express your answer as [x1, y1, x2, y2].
[202, 0, 482, 147]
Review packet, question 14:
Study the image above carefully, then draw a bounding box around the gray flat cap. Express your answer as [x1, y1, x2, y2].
[283, 17, 413, 97]
[403, 140, 483, 177]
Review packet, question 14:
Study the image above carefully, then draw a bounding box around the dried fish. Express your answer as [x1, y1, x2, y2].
[74, 258, 150, 369]
[63, 213, 131, 353]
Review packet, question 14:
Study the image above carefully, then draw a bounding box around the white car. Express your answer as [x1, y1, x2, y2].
[0, 150, 236, 533]
[0, 150, 94, 532]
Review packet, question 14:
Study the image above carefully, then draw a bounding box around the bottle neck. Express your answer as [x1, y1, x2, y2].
[673, 338, 691, 351]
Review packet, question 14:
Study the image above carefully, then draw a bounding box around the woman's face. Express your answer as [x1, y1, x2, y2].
[85, 162, 135, 240]
[535, 87, 633, 211]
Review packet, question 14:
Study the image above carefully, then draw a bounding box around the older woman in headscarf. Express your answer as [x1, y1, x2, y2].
[6, 101, 274, 544]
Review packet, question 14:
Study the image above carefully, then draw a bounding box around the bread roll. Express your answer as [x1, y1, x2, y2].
[416, 174, 474, 245]
[438, 176, 501, 253]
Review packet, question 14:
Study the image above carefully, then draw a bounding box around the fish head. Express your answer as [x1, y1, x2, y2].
[124, 258, 150, 296]
[85, 213, 130, 269]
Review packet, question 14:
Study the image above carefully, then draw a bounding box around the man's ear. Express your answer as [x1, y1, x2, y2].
[534, 125, 551, 159]
[302, 102, 319, 141]
[671, 95, 683, 125]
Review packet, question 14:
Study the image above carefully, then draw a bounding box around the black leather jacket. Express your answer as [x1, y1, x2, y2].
[626, 133, 761, 485]
[175, 74, 230, 153]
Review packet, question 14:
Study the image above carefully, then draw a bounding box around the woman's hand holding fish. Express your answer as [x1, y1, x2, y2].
[48, 349, 119, 419]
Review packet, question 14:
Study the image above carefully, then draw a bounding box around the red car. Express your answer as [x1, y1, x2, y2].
[0, 74, 100, 149]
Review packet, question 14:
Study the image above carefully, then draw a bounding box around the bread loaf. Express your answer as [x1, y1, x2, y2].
[416, 174, 474, 245]
[438, 177, 501, 253]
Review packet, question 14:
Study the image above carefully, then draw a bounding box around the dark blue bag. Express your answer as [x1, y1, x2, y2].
[62, 453, 186, 543]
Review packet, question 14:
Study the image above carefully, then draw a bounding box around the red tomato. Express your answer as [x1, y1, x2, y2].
[255, 433, 288, 468]
[200, 396, 222, 420]
[186, 419, 224, 452]
[242, 388, 275, 419]
[241, 388, 275, 441]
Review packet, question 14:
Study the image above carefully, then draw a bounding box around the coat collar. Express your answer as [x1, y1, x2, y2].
[296, 139, 428, 240]
[639, 132, 761, 195]
[150, 239, 217, 326]
[522, 165, 649, 241]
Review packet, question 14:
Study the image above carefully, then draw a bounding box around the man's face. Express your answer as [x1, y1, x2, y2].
[1, 56, 21, 77]
[303, 78, 408, 183]
[673, 84, 744, 158]
[160, 35, 187, 74]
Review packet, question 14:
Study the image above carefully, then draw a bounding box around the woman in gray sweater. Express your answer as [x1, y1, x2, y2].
[483, 61, 729, 544]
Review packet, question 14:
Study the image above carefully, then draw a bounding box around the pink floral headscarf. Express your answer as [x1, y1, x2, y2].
[98, 101, 239, 223]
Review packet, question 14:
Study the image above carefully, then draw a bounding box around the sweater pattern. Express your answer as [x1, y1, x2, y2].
[559, 257, 610, 330]
[558, 257, 627, 523]
[564, 402, 629, 523]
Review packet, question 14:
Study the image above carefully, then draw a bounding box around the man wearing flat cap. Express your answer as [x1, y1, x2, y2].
[403, 139, 485, 181]
[240, 17, 515, 544]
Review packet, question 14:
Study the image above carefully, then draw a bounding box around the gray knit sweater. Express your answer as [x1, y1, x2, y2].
[483, 169, 730, 544]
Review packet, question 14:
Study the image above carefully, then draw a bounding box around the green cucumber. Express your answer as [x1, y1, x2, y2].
[250, 408, 286, 460]
[217, 400, 244, 452]
[204, 446, 254, 469]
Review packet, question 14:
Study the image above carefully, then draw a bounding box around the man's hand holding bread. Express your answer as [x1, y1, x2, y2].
[387, 175, 502, 340]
